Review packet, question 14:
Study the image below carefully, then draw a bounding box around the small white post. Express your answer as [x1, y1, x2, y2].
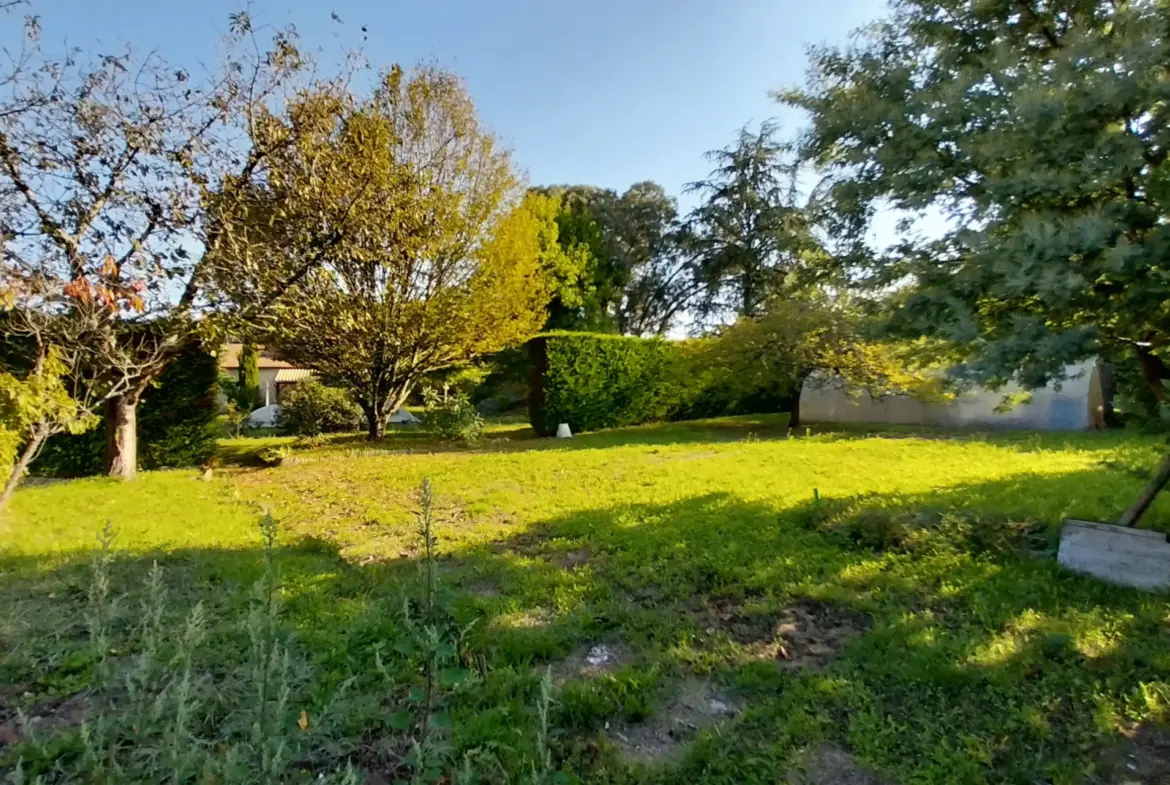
[555, 423, 572, 438]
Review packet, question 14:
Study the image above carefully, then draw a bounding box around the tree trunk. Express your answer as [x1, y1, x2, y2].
[105, 393, 139, 480]
[1137, 345, 1168, 415]
[788, 375, 808, 431]
[363, 402, 385, 440]
[0, 424, 48, 515]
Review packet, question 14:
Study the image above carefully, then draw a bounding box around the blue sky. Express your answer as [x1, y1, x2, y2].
[26, 0, 888, 208]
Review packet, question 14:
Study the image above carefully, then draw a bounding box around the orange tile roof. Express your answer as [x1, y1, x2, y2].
[217, 343, 297, 370]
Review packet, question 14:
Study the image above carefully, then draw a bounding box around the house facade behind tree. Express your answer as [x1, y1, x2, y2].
[217, 344, 314, 405]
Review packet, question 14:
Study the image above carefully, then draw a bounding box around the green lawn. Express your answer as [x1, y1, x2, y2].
[3, 415, 1170, 783]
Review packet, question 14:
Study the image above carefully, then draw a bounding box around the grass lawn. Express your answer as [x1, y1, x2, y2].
[3, 414, 1170, 783]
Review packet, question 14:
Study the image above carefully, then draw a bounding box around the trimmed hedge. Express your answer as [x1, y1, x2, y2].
[34, 342, 220, 476]
[528, 332, 792, 436]
[531, 327, 795, 432]
[529, 332, 679, 436]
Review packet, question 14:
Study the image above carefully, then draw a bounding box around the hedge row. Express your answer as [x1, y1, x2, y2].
[527, 332, 790, 436]
[34, 342, 220, 476]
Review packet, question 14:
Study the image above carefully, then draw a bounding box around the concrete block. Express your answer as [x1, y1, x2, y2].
[1058, 520, 1170, 591]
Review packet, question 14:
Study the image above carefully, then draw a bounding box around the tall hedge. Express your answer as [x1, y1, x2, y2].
[528, 332, 792, 436]
[529, 332, 679, 436]
[34, 341, 220, 476]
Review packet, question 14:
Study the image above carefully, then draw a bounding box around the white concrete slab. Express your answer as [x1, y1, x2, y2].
[1057, 519, 1170, 591]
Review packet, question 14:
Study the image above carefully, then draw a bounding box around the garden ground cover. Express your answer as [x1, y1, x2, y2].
[3, 414, 1170, 784]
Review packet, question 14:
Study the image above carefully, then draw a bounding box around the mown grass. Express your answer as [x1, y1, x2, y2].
[3, 414, 1170, 783]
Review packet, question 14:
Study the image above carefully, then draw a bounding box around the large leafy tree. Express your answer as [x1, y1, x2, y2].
[537, 185, 614, 331]
[0, 10, 339, 479]
[781, 0, 1170, 402]
[686, 121, 825, 321]
[612, 182, 697, 337]
[218, 67, 557, 438]
[536, 182, 696, 335]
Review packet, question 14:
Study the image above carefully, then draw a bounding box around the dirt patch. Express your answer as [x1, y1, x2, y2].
[1095, 724, 1170, 784]
[460, 577, 502, 599]
[610, 679, 739, 764]
[704, 598, 869, 669]
[623, 583, 666, 609]
[551, 640, 633, 682]
[788, 744, 888, 785]
[558, 547, 592, 570]
[0, 690, 90, 749]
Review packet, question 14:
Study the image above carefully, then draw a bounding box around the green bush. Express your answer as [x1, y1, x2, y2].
[275, 379, 361, 435]
[35, 342, 220, 476]
[527, 332, 791, 436]
[422, 387, 484, 444]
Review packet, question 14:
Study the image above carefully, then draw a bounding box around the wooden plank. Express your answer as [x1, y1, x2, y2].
[1059, 547, 1170, 576]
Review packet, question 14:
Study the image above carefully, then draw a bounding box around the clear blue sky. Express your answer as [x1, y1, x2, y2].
[27, 0, 888, 207]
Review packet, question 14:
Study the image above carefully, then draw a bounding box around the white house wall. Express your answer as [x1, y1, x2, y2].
[257, 369, 280, 406]
[799, 361, 1097, 431]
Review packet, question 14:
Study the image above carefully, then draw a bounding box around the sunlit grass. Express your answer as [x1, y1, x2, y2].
[3, 415, 1170, 783]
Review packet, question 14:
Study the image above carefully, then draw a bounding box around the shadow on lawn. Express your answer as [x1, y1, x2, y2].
[4, 463, 1170, 782]
[438, 467, 1170, 782]
[218, 413, 1163, 472]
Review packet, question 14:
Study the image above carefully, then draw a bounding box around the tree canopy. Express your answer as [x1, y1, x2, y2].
[710, 296, 946, 427]
[535, 182, 695, 336]
[686, 121, 825, 321]
[781, 0, 1170, 402]
[0, 10, 339, 478]
[216, 66, 556, 438]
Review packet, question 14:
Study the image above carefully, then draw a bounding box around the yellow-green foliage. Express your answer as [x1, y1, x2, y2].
[212, 68, 558, 433]
[0, 350, 95, 467]
[714, 296, 949, 404]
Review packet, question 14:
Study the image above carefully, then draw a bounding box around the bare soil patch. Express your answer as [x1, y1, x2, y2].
[558, 547, 593, 570]
[0, 689, 90, 749]
[610, 679, 739, 764]
[1095, 725, 1170, 784]
[788, 744, 888, 785]
[551, 640, 633, 682]
[703, 598, 870, 669]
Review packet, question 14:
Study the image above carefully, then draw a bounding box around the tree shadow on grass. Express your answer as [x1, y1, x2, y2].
[433, 468, 1170, 782]
[4, 463, 1170, 783]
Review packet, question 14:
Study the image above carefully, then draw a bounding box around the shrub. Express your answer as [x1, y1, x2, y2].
[35, 341, 219, 476]
[527, 332, 791, 436]
[258, 444, 291, 466]
[137, 346, 221, 469]
[292, 433, 329, 450]
[422, 387, 484, 444]
[275, 379, 361, 436]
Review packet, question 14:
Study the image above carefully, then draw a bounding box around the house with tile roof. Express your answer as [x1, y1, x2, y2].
[217, 344, 314, 405]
